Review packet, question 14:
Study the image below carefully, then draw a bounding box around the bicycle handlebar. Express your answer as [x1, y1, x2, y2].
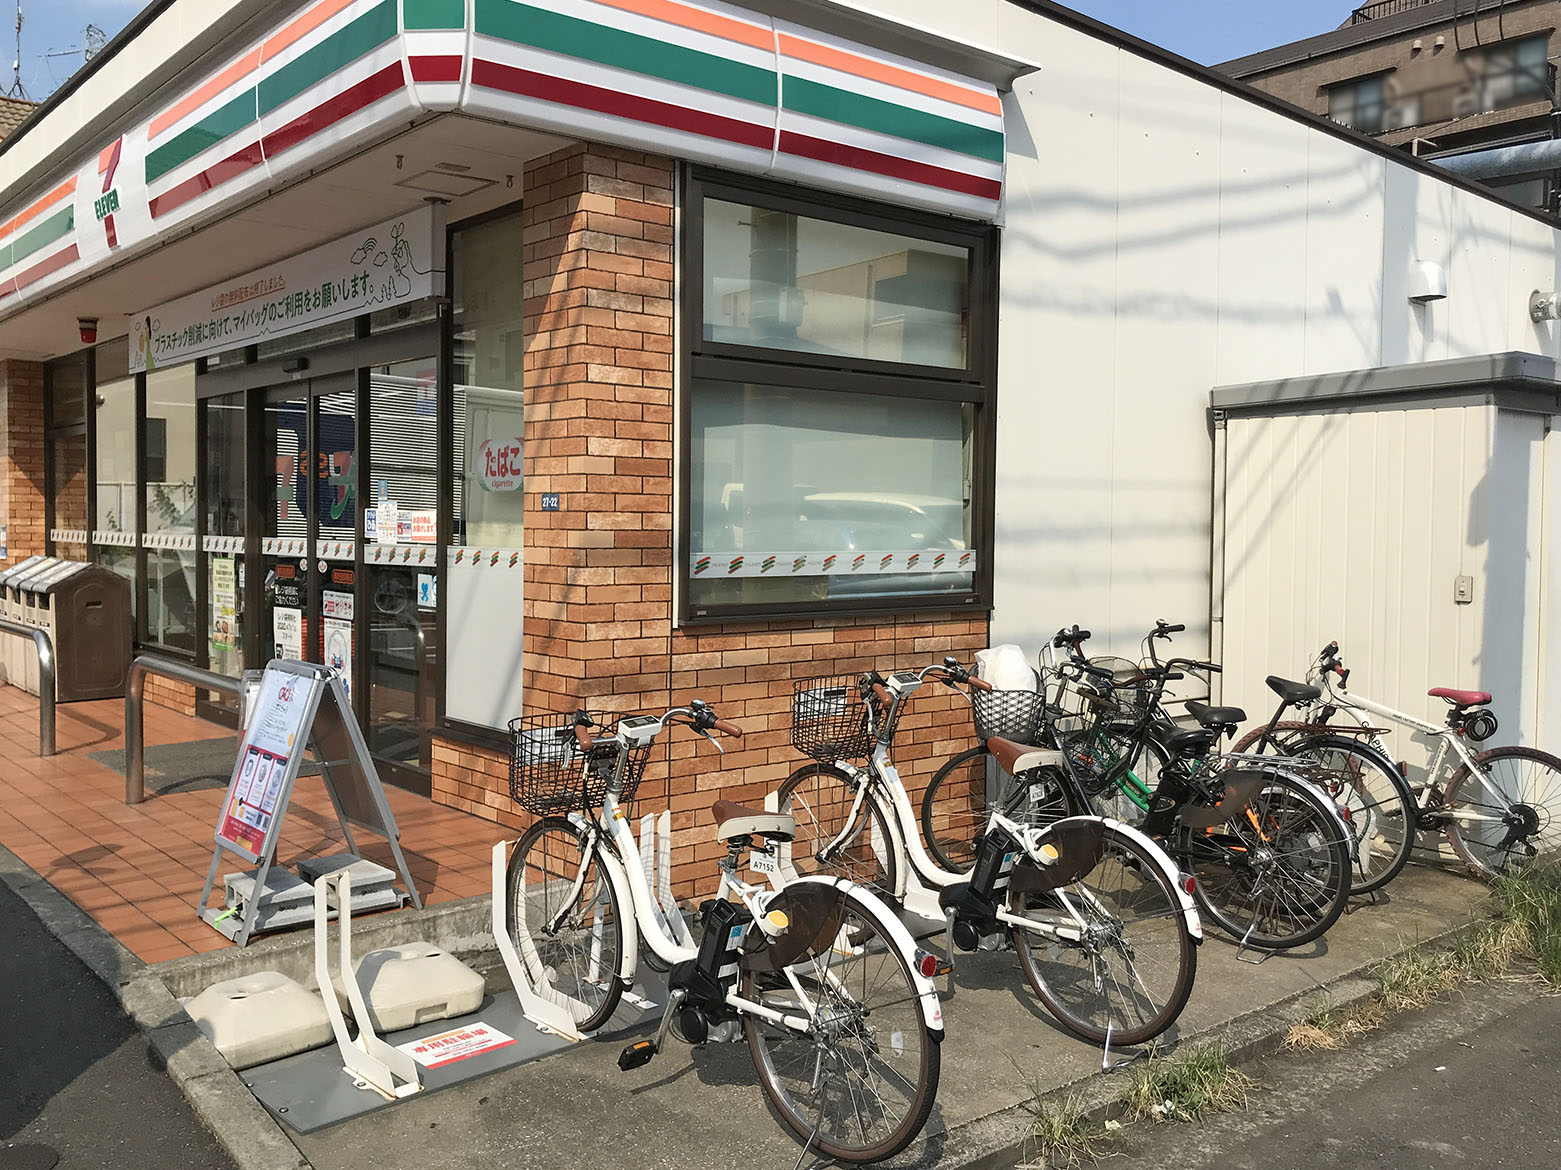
[1052, 625, 1091, 649]
[1153, 620, 1185, 637]
[712, 718, 744, 738]
[569, 703, 744, 749]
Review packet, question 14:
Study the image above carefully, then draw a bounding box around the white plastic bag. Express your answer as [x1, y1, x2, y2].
[974, 644, 1038, 692]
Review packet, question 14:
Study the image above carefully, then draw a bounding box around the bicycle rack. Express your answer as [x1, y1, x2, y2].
[489, 838, 590, 1041]
[639, 809, 693, 949]
[313, 869, 423, 1101]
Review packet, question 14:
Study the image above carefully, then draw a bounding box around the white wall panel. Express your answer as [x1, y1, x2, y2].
[1301, 133, 1386, 375]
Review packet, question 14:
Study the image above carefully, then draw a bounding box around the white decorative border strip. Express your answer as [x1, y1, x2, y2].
[366, 544, 439, 566]
[203, 535, 244, 554]
[317, 539, 356, 562]
[49, 529, 87, 544]
[143, 532, 198, 551]
[447, 546, 523, 570]
[91, 530, 138, 548]
[261, 537, 308, 557]
[691, 549, 978, 579]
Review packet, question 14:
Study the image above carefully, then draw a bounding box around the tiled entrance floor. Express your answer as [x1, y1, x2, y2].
[0, 685, 503, 964]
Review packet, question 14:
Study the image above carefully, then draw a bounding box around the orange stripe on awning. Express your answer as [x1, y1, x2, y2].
[588, 0, 773, 52]
[0, 176, 77, 243]
[149, 48, 262, 140]
[778, 32, 1002, 117]
[261, 0, 359, 64]
[97, 143, 117, 174]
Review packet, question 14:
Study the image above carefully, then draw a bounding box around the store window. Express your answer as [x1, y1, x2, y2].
[446, 208, 526, 729]
[144, 365, 197, 653]
[93, 357, 137, 608]
[1479, 36, 1552, 109]
[683, 173, 995, 621]
[44, 354, 89, 561]
[204, 393, 246, 681]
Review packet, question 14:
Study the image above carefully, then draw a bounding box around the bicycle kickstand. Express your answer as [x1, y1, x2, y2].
[1099, 1022, 1146, 1073]
[942, 908, 958, 998]
[619, 986, 686, 1071]
[1234, 921, 1273, 966]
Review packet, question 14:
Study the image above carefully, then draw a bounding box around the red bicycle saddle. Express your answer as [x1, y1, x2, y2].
[1428, 687, 1491, 707]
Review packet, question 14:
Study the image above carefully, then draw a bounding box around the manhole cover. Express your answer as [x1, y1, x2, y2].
[0, 1144, 60, 1170]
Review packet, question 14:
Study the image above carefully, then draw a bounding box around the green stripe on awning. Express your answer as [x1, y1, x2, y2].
[475, 0, 777, 107]
[259, 0, 400, 115]
[4, 204, 75, 270]
[403, 0, 467, 29]
[783, 75, 1004, 165]
[145, 90, 258, 185]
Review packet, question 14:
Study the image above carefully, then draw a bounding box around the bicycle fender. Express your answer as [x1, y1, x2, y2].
[747, 876, 944, 1036]
[1096, 817, 1205, 942]
[1268, 770, 1357, 860]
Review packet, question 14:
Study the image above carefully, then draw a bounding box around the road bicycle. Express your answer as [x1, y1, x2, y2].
[1273, 641, 1561, 879]
[500, 700, 944, 1164]
[1012, 623, 1355, 949]
[1048, 625, 1413, 896]
[772, 659, 1203, 1048]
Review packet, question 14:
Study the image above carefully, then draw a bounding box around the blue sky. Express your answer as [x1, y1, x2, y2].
[9, 1, 1360, 99]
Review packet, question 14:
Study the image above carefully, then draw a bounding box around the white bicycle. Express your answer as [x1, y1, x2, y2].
[1292, 641, 1561, 879]
[500, 701, 944, 1164]
[772, 660, 1202, 1049]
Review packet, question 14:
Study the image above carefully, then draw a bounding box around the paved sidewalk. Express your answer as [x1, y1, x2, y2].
[0, 872, 234, 1169]
[0, 686, 499, 963]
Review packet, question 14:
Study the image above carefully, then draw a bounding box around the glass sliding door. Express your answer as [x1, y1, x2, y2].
[144, 365, 197, 653]
[200, 392, 246, 721]
[364, 356, 439, 794]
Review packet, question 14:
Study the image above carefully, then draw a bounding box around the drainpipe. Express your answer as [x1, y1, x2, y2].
[1428, 138, 1561, 179]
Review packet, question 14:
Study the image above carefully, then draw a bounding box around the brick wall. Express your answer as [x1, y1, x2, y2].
[144, 674, 197, 718]
[430, 142, 990, 898]
[0, 359, 45, 569]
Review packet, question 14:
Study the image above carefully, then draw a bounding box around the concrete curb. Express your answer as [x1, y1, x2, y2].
[0, 842, 313, 1170]
[885, 913, 1480, 1170]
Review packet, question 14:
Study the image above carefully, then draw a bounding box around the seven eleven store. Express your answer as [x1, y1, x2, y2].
[0, 0, 1018, 888]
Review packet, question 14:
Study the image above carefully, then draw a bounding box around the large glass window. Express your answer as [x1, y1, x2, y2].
[93, 369, 137, 607]
[145, 365, 196, 652]
[690, 384, 974, 607]
[45, 354, 88, 560]
[684, 174, 994, 621]
[702, 198, 970, 369]
[204, 393, 246, 681]
[1480, 36, 1552, 109]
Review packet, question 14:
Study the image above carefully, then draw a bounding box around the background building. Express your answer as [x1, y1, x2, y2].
[1220, 0, 1561, 210]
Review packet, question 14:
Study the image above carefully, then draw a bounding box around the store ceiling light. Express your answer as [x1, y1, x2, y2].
[395, 169, 495, 197]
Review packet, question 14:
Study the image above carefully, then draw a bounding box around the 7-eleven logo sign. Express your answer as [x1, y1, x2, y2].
[96, 138, 124, 248]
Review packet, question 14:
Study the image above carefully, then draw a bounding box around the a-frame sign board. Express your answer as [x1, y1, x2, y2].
[196, 660, 423, 946]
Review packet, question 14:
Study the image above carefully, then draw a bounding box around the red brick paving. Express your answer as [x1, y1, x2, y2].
[0, 685, 503, 964]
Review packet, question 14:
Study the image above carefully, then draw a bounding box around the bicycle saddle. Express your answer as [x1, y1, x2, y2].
[1266, 675, 1322, 705]
[1185, 699, 1246, 729]
[1165, 727, 1216, 755]
[987, 737, 1066, 775]
[713, 799, 795, 843]
[1429, 687, 1491, 707]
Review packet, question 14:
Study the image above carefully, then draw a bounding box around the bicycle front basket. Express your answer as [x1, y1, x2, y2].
[791, 676, 874, 763]
[970, 687, 1047, 744]
[507, 713, 651, 814]
[1089, 655, 1156, 717]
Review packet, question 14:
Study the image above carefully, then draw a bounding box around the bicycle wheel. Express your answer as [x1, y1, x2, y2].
[1010, 825, 1197, 1046]
[1443, 745, 1561, 878]
[1184, 772, 1351, 949]
[742, 886, 940, 1163]
[505, 816, 624, 1032]
[776, 763, 900, 895]
[1284, 735, 1415, 895]
[921, 746, 991, 872]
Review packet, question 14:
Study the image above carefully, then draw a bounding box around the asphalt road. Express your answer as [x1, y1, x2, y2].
[1097, 972, 1561, 1170]
[0, 877, 234, 1170]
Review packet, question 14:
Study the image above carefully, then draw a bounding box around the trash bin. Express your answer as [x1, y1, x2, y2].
[0, 556, 58, 690]
[11, 561, 132, 701]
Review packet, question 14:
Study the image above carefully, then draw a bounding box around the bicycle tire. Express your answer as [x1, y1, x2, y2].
[776, 763, 900, 896]
[505, 816, 625, 1032]
[1443, 745, 1561, 879]
[1183, 772, 1351, 949]
[742, 885, 940, 1163]
[921, 746, 1017, 873]
[1010, 825, 1197, 1046]
[1264, 734, 1416, 895]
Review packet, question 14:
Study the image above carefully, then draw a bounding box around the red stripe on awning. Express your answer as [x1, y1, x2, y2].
[778, 130, 1001, 202]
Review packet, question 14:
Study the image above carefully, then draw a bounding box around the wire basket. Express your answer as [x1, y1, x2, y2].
[507, 713, 652, 815]
[791, 676, 876, 762]
[1088, 656, 1158, 718]
[970, 687, 1047, 743]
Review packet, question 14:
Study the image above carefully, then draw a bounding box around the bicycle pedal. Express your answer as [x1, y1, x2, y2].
[618, 1040, 657, 1071]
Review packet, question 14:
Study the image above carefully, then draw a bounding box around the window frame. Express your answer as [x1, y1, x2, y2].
[1326, 72, 1390, 135]
[678, 167, 998, 625]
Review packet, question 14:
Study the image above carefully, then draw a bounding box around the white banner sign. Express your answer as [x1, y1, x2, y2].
[130, 205, 444, 373]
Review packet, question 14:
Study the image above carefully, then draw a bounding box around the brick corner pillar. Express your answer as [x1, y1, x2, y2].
[520, 143, 676, 718]
[0, 358, 46, 570]
[430, 141, 676, 820]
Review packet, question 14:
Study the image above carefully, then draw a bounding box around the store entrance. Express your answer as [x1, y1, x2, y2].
[262, 374, 357, 695]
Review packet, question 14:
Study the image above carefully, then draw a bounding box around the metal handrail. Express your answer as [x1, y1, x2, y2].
[0, 618, 55, 757]
[125, 654, 244, 804]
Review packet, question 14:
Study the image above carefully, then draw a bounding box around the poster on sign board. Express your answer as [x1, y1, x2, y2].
[214, 669, 320, 861]
[324, 619, 353, 702]
[211, 557, 236, 650]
